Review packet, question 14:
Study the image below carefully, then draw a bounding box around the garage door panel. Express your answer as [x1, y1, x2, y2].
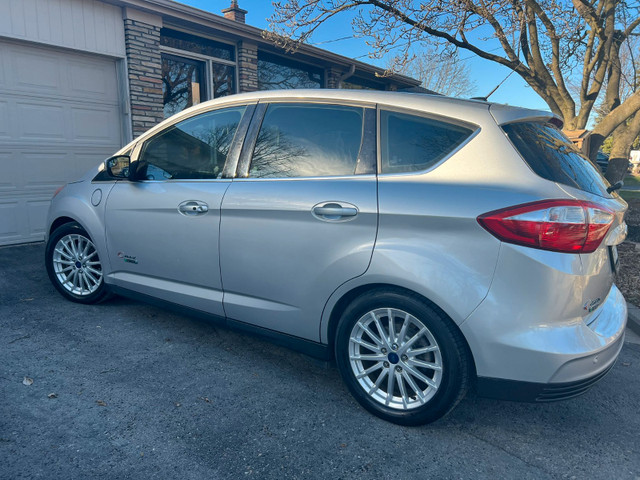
[0, 47, 6, 86]
[0, 151, 19, 191]
[14, 49, 62, 93]
[0, 200, 21, 244]
[69, 59, 117, 97]
[71, 105, 120, 144]
[0, 196, 51, 245]
[17, 101, 66, 141]
[26, 199, 50, 237]
[0, 100, 9, 138]
[21, 152, 70, 189]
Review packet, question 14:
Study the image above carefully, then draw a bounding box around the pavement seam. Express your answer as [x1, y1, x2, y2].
[461, 429, 556, 479]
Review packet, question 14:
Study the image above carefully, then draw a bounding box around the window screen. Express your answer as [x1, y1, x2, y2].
[138, 106, 245, 180]
[249, 104, 364, 178]
[380, 110, 474, 173]
[502, 122, 610, 197]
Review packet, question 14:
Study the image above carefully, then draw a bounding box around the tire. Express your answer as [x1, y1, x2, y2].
[335, 289, 471, 425]
[45, 222, 109, 304]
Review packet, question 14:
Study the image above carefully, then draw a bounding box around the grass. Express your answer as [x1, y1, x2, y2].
[624, 174, 640, 187]
[620, 190, 640, 201]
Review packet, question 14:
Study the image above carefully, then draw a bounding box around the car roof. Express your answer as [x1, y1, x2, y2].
[124, 89, 557, 150]
[195, 88, 554, 122]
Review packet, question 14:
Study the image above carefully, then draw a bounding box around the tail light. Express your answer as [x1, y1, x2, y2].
[477, 200, 614, 254]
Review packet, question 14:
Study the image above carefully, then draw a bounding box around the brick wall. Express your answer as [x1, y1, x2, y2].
[326, 67, 343, 88]
[237, 41, 258, 92]
[124, 19, 164, 138]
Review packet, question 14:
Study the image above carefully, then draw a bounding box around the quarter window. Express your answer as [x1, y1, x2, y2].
[249, 104, 364, 178]
[138, 106, 246, 180]
[380, 110, 474, 173]
[502, 122, 610, 197]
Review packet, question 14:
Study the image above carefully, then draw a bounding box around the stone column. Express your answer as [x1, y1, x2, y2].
[123, 8, 164, 138]
[237, 41, 258, 92]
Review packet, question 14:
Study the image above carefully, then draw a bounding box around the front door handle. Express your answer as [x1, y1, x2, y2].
[312, 202, 359, 221]
[178, 200, 209, 216]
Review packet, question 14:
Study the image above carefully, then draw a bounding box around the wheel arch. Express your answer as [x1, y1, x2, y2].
[49, 216, 79, 236]
[324, 283, 477, 378]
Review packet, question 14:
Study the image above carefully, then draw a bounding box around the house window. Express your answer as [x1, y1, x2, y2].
[258, 51, 324, 90]
[160, 28, 236, 118]
[162, 54, 206, 118]
[342, 77, 386, 91]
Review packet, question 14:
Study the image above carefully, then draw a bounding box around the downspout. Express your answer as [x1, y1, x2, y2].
[337, 64, 356, 88]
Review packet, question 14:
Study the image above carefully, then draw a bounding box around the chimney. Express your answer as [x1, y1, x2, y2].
[222, 1, 247, 23]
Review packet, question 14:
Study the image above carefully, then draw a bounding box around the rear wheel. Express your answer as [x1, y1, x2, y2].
[335, 289, 471, 425]
[45, 222, 109, 304]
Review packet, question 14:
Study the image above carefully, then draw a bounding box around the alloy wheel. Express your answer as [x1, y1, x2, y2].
[52, 233, 103, 296]
[348, 307, 443, 410]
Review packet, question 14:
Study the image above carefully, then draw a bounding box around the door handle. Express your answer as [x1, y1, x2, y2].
[312, 202, 359, 221]
[313, 206, 357, 217]
[178, 200, 209, 216]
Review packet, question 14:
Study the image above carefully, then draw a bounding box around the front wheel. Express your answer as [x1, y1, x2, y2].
[335, 289, 471, 425]
[45, 222, 109, 304]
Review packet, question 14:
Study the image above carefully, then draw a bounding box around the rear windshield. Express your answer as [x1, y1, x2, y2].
[502, 122, 610, 197]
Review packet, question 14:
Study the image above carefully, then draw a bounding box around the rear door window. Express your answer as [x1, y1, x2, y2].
[502, 122, 610, 197]
[380, 110, 474, 173]
[248, 103, 365, 178]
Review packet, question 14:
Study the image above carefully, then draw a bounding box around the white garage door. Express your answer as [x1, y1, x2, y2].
[0, 39, 123, 245]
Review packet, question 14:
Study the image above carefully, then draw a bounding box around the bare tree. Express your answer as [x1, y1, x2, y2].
[392, 49, 476, 97]
[266, 0, 640, 182]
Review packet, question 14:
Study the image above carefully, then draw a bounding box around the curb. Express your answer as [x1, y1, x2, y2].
[628, 302, 640, 336]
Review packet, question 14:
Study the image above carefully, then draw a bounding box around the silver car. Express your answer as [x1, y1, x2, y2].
[45, 90, 628, 425]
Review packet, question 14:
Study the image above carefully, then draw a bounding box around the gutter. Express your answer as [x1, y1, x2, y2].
[337, 64, 356, 88]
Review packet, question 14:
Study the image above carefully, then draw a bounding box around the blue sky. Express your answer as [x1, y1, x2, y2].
[178, 0, 551, 112]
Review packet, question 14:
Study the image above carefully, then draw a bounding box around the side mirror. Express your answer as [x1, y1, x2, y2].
[105, 155, 131, 179]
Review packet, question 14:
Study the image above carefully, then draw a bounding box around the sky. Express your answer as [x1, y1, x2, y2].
[178, 0, 551, 113]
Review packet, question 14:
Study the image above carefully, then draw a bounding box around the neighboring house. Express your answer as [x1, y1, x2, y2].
[0, 0, 423, 246]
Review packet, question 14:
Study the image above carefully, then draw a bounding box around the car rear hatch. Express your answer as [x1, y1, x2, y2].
[491, 107, 628, 324]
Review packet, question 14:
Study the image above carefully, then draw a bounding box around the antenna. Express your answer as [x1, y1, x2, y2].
[470, 70, 516, 102]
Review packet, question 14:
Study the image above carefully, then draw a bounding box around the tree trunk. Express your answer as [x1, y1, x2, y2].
[605, 112, 640, 183]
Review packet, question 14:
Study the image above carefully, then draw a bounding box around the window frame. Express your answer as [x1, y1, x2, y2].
[376, 105, 480, 177]
[128, 103, 256, 182]
[235, 100, 377, 180]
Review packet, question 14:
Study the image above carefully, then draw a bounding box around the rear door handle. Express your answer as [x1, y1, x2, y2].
[178, 200, 209, 216]
[312, 202, 358, 221]
[313, 206, 357, 216]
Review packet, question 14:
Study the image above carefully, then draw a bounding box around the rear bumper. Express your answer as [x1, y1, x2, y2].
[476, 332, 624, 402]
[460, 243, 627, 386]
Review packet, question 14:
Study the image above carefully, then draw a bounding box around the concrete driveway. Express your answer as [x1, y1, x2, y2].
[1, 243, 639, 479]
